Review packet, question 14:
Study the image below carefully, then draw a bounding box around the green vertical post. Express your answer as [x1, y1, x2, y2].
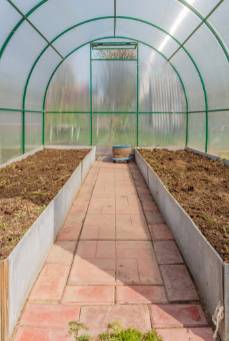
[136, 43, 139, 146]
[42, 109, 45, 145]
[90, 44, 93, 145]
[21, 109, 25, 154]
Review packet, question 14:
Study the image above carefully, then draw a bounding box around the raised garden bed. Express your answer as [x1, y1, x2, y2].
[0, 146, 96, 340]
[135, 148, 229, 341]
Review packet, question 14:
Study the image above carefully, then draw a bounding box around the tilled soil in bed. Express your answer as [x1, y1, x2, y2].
[0, 149, 89, 260]
[140, 148, 229, 262]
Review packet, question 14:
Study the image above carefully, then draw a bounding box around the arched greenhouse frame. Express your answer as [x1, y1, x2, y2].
[0, 1, 228, 341]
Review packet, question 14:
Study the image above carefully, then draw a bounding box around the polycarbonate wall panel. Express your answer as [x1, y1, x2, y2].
[210, 1, 229, 51]
[116, 19, 179, 57]
[185, 25, 229, 110]
[0, 0, 21, 47]
[53, 20, 114, 56]
[46, 46, 90, 112]
[92, 114, 136, 146]
[117, 0, 201, 42]
[0, 111, 21, 164]
[46, 113, 90, 146]
[0, 22, 46, 109]
[139, 45, 186, 112]
[25, 113, 42, 152]
[139, 113, 186, 147]
[188, 113, 206, 151]
[171, 49, 205, 111]
[92, 60, 137, 113]
[208, 111, 229, 158]
[29, 0, 113, 40]
[26, 48, 62, 110]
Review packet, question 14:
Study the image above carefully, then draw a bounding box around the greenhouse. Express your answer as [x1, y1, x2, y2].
[0, 1, 228, 341]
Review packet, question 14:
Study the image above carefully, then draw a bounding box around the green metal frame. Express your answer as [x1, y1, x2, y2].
[0, 0, 228, 155]
[42, 35, 188, 149]
[19, 14, 206, 151]
[136, 45, 139, 146]
[90, 40, 139, 146]
[90, 44, 93, 145]
[19, 15, 208, 153]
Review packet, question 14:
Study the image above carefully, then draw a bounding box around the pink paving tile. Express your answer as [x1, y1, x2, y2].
[117, 286, 167, 304]
[76, 240, 97, 258]
[96, 241, 116, 258]
[80, 305, 151, 335]
[116, 214, 150, 240]
[149, 224, 173, 240]
[154, 241, 183, 265]
[57, 223, 82, 241]
[138, 258, 163, 285]
[70, 200, 89, 214]
[64, 212, 86, 226]
[116, 196, 143, 215]
[141, 200, 159, 213]
[62, 286, 114, 305]
[76, 241, 116, 259]
[29, 264, 70, 302]
[157, 328, 214, 341]
[46, 241, 76, 265]
[69, 257, 115, 285]
[14, 327, 72, 341]
[145, 211, 164, 225]
[116, 259, 140, 284]
[88, 198, 115, 215]
[116, 258, 141, 285]
[116, 257, 162, 285]
[161, 265, 199, 302]
[19, 303, 80, 328]
[81, 214, 115, 240]
[116, 241, 154, 259]
[150, 304, 208, 328]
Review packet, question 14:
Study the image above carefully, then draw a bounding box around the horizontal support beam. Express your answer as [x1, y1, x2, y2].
[1, 108, 228, 114]
[91, 58, 137, 61]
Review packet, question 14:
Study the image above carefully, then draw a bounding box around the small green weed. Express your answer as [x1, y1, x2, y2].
[68, 321, 163, 341]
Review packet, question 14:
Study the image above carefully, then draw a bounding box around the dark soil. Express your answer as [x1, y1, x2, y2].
[139, 149, 229, 263]
[0, 149, 89, 260]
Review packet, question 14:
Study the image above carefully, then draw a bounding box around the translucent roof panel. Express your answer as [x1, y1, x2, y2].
[25, 48, 62, 111]
[116, 19, 179, 57]
[183, 0, 221, 17]
[0, 21, 46, 109]
[184, 25, 229, 110]
[28, 0, 113, 41]
[53, 19, 114, 56]
[117, 0, 201, 42]
[209, 1, 229, 50]
[0, 0, 21, 47]
[171, 49, 205, 111]
[10, 0, 41, 13]
[139, 44, 186, 113]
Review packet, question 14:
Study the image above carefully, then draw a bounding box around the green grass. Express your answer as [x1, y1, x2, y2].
[68, 321, 163, 341]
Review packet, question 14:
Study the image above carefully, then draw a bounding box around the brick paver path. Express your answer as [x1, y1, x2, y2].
[14, 161, 214, 340]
